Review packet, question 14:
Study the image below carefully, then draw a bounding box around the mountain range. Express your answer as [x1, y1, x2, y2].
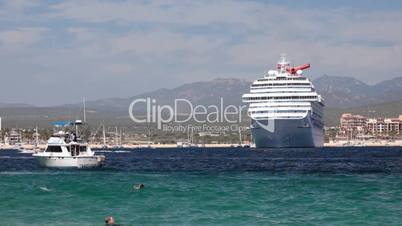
[85, 75, 402, 110]
[83, 78, 250, 112]
[1, 75, 402, 128]
[314, 75, 402, 108]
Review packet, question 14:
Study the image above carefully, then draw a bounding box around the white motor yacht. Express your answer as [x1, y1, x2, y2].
[33, 121, 105, 168]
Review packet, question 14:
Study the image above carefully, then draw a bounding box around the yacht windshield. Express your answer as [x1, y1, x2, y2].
[46, 146, 62, 152]
[80, 146, 87, 153]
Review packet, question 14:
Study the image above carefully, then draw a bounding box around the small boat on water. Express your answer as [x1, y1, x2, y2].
[176, 141, 190, 148]
[33, 120, 105, 168]
[19, 149, 36, 154]
[176, 127, 198, 148]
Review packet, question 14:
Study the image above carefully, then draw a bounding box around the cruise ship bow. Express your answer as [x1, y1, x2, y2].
[242, 54, 325, 148]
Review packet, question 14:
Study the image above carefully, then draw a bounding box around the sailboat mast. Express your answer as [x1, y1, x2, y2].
[102, 124, 106, 146]
[35, 126, 39, 148]
[119, 128, 122, 146]
[115, 127, 118, 146]
[187, 126, 190, 143]
[239, 126, 242, 145]
[148, 127, 151, 144]
[83, 97, 86, 123]
[191, 127, 194, 144]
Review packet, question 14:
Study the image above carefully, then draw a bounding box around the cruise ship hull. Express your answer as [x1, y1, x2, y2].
[251, 115, 324, 148]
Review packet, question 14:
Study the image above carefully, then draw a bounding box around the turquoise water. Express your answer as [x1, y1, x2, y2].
[1, 171, 402, 225]
[1, 148, 402, 225]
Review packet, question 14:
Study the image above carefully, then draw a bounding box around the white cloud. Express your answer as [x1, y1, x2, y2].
[0, 27, 47, 51]
[48, 0, 263, 26]
[109, 30, 225, 60]
[66, 27, 97, 42]
[0, 0, 402, 104]
[1, 0, 37, 11]
[104, 63, 132, 75]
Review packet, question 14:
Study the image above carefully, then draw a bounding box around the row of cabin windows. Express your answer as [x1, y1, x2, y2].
[251, 83, 310, 87]
[312, 105, 324, 115]
[251, 110, 307, 114]
[244, 96, 317, 100]
[249, 105, 311, 109]
[254, 116, 306, 119]
[257, 77, 306, 82]
[46, 145, 87, 153]
[250, 109, 323, 117]
[312, 111, 323, 119]
[311, 103, 324, 115]
[250, 90, 315, 94]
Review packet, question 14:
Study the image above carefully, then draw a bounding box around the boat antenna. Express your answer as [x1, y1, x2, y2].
[277, 53, 289, 72]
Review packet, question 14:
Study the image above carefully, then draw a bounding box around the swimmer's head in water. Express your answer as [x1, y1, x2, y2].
[105, 216, 115, 224]
[134, 183, 145, 190]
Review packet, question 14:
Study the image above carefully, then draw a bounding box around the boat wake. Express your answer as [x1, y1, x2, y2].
[39, 186, 52, 192]
[0, 156, 34, 159]
[95, 150, 130, 153]
[0, 171, 78, 175]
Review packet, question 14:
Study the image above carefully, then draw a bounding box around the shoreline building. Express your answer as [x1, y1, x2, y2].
[339, 113, 367, 139]
[338, 113, 402, 140]
[8, 129, 22, 145]
[367, 117, 402, 136]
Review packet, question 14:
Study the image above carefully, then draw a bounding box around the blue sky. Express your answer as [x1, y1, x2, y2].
[0, 0, 401, 105]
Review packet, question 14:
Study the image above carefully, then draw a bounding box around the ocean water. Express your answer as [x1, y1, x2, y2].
[1, 147, 402, 226]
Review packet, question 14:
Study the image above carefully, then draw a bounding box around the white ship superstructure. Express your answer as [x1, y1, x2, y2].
[242, 54, 325, 147]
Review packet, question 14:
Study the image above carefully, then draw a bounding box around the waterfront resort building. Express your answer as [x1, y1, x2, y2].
[338, 113, 402, 140]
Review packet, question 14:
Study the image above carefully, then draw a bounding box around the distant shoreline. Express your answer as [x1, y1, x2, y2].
[1, 141, 401, 150]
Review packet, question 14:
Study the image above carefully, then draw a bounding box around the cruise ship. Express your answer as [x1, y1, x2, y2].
[242, 54, 325, 148]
